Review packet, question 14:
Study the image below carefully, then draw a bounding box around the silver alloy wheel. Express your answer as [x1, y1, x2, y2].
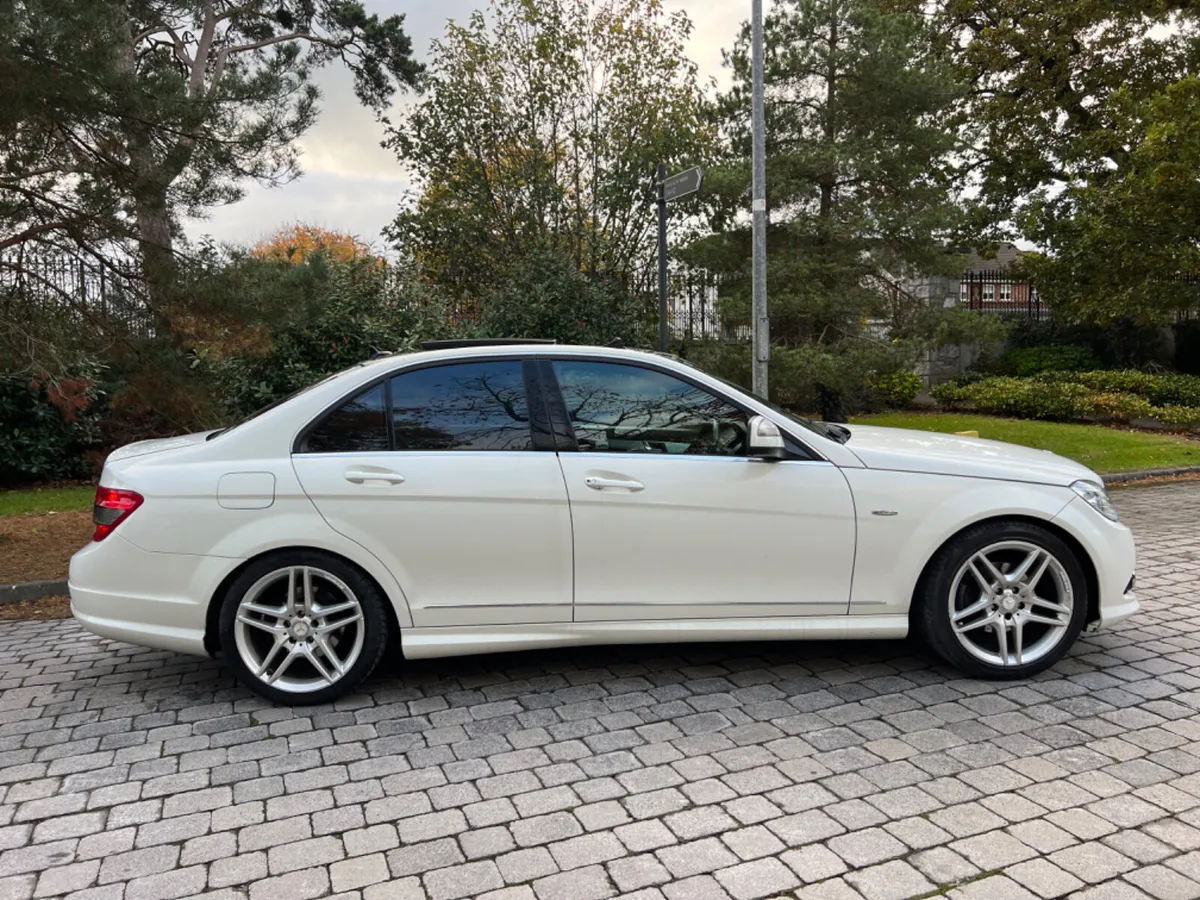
[948, 540, 1074, 668]
[233, 566, 366, 694]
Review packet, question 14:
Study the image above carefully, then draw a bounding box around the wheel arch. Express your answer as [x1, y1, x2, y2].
[909, 514, 1101, 630]
[203, 546, 404, 657]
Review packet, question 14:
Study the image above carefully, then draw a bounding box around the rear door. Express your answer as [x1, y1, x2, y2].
[291, 358, 573, 627]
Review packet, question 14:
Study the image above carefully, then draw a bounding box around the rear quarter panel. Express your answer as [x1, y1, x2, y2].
[101, 453, 414, 628]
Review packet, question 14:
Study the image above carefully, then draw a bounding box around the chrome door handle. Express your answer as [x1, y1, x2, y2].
[344, 468, 405, 485]
[584, 476, 644, 492]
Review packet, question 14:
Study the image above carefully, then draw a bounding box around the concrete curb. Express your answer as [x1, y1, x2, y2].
[1103, 466, 1200, 485]
[0, 580, 68, 605]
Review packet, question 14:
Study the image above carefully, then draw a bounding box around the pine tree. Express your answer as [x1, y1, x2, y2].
[689, 0, 962, 412]
[1, 0, 421, 317]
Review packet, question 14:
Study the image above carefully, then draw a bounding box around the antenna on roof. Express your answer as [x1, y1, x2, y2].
[608, 337, 625, 348]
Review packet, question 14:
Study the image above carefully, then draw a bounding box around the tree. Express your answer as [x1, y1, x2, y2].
[252, 223, 376, 265]
[1, 0, 421, 313]
[689, 0, 962, 412]
[480, 241, 647, 346]
[933, 0, 1200, 322]
[385, 0, 716, 304]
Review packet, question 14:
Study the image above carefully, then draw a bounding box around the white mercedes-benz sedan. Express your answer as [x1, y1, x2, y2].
[69, 341, 1137, 704]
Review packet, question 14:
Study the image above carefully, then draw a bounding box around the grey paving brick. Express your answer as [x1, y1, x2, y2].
[946, 874, 1039, 900]
[549, 831, 625, 870]
[267, 835, 345, 875]
[1050, 841, 1137, 884]
[531, 864, 615, 900]
[248, 865, 330, 900]
[123, 864, 207, 900]
[844, 859, 935, 900]
[424, 859, 503, 900]
[330, 853, 390, 893]
[827, 828, 907, 868]
[33, 859, 99, 897]
[386, 837, 464, 877]
[462, 825, 516, 859]
[97, 845, 179, 884]
[511, 812, 582, 848]
[910, 846, 978, 886]
[497, 846, 558, 884]
[1004, 857, 1086, 899]
[608, 853, 670, 892]
[657, 838, 739, 878]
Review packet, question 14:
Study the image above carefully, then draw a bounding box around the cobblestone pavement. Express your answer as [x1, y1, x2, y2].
[2, 485, 1200, 900]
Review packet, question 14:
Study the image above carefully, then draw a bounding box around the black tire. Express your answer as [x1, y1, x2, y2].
[218, 550, 390, 705]
[915, 520, 1088, 680]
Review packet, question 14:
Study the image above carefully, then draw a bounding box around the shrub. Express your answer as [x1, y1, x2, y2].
[932, 370, 1200, 428]
[202, 255, 465, 420]
[1155, 404, 1200, 428]
[0, 367, 103, 485]
[1004, 317, 1172, 368]
[871, 371, 923, 409]
[929, 381, 970, 406]
[1084, 392, 1156, 422]
[1000, 345, 1098, 376]
[1058, 370, 1200, 407]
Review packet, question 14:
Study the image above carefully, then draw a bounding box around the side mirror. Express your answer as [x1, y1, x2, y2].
[747, 415, 788, 460]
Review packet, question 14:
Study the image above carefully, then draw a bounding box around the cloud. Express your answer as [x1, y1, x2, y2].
[192, 171, 409, 251]
[185, 0, 747, 248]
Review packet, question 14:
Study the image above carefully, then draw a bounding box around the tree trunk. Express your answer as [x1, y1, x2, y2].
[133, 181, 177, 327]
[113, 18, 178, 323]
[819, 0, 839, 220]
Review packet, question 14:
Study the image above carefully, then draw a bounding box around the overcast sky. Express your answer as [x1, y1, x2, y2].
[186, 1, 752, 251]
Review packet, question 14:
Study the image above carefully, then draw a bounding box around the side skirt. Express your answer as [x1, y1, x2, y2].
[401, 615, 910, 660]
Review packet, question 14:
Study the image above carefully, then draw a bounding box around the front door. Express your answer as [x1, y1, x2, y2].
[292, 359, 573, 627]
[546, 359, 857, 622]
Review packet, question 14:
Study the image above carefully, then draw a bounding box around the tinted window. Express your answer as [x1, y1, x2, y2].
[304, 383, 389, 453]
[552, 361, 748, 456]
[391, 361, 534, 451]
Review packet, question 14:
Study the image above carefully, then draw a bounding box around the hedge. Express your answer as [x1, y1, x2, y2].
[931, 370, 1200, 429]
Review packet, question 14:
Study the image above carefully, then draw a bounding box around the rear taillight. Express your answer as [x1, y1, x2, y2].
[92, 487, 144, 541]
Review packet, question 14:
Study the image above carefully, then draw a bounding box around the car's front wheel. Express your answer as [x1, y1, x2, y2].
[916, 521, 1088, 679]
[218, 551, 389, 704]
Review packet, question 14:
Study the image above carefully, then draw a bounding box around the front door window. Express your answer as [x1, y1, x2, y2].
[551, 360, 748, 457]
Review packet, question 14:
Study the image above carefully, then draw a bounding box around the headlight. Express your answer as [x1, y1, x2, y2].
[1071, 480, 1119, 522]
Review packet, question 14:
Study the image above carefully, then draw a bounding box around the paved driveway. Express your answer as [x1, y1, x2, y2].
[1, 484, 1199, 900]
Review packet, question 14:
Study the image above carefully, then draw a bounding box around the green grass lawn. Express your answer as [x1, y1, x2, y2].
[851, 412, 1200, 474]
[0, 485, 95, 518]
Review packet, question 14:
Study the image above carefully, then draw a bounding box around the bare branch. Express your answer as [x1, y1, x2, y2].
[225, 31, 353, 55]
[0, 221, 78, 252]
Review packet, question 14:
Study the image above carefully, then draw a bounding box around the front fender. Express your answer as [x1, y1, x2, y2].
[843, 469, 1075, 616]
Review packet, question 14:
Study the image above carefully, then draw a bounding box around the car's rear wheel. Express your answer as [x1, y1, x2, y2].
[218, 551, 389, 704]
[916, 521, 1088, 679]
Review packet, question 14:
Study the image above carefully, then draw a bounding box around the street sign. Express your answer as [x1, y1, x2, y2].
[656, 163, 704, 352]
[663, 166, 703, 202]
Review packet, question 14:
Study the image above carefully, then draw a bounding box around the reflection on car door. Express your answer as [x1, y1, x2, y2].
[547, 359, 857, 622]
[292, 359, 573, 627]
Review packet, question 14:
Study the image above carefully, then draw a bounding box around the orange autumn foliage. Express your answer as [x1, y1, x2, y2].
[251, 224, 377, 265]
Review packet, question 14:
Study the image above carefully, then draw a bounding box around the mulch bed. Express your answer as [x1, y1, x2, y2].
[0, 595, 72, 621]
[0, 509, 93, 584]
